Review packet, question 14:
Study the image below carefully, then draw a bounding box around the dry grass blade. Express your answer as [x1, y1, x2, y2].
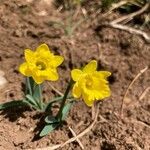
[139, 86, 150, 101]
[47, 82, 63, 96]
[104, 2, 150, 42]
[120, 66, 148, 118]
[130, 119, 150, 130]
[92, 102, 95, 120]
[109, 23, 150, 42]
[125, 117, 150, 131]
[102, 0, 130, 17]
[68, 126, 84, 149]
[30, 144, 61, 150]
[111, 3, 149, 24]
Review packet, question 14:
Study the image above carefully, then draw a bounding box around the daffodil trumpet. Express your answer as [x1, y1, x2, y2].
[71, 60, 111, 106]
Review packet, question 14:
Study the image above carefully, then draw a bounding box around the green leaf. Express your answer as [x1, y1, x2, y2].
[0, 100, 27, 110]
[61, 101, 74, 120]
[33, 84, 42, 101]
[33, 84, 43, 110]
[25, 94, 38, 107]
[23, 99, 39, 110]
[40, 123, 59, 137]
[45, 116, 59, 124]
[44, 96, 73, 112]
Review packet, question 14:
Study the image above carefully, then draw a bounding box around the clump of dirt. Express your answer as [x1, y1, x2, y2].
[0, 0, 149, 149]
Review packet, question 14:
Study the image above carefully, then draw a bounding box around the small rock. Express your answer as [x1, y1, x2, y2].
[0, 70, 5, 76]
[26, 0, 33, 3]
[42, 0, 53, 5]
[37, 10, 47, 16]
[13, 29, 23, 37]
[124, 97, 132, 105]
[0, 70, 7, 89]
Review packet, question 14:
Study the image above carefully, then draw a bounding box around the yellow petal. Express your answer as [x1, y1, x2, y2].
[25, 49, 35, 63]
[36, 43, 50, 54]
[32, 73, 45, 84]
[84, 99, 94, 107]
[19, 62, 31, 76]
[97, 71, 111, 79]
[94, 89, 110, 100]
[72, 83, 81, 98]
[50, 56, 64, 67]
[83, 60, 97, 73]
[46, 69, 59, 81]
[71, 69, 83, 81]
[82, 92, 94, 107]
[93, 78, 111, 99]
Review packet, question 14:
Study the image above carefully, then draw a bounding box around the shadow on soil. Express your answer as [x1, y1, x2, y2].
[0, 106, 30, 122]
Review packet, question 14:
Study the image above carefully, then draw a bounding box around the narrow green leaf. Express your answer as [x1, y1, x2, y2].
[45, 116, 59, 124]
[33, 84, 41, 101]
[40, 123, 59, 137]
[0, 100, 27, 110]
[33, 84, 43, 109]
[25, 94, 38, 106]
[44, 96, 73, 112]
[23, 99, 39, 110]
[61, 101, 74, 120]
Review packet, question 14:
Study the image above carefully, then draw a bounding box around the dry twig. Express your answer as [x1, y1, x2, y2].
[98, 114, 108, 123]
[107, 3, 150, 42]
[109, 23, 150, 42]
[127, 118, 150, 130]
[68, 126, 84, 149]
[33, 144, 61, 150]
[111, 3, 149, 24]
[139, 86, 150, 101]
[120, 66, 148, 118]
[102, 0, 130, 17]
[47, 82, 63, 96]
[92, 102, 96, 120]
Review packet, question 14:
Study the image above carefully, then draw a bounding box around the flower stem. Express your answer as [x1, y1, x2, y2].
[26, 77, 33, 95]
[56, 79, 73, 120]
[34, 83, 43, 110]
[37, 84, 43, 110]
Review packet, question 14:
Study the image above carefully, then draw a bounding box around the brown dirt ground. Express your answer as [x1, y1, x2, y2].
[0, 0, 150, 150]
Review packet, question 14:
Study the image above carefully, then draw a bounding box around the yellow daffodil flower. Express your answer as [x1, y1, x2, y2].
[19, 44, 64, 84]
[71, 60, 111, 106]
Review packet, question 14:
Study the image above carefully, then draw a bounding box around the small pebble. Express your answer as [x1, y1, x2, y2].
[0, 70, 7, 89]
